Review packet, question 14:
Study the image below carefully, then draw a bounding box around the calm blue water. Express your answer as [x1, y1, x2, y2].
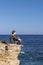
[0, 35, 43, 65]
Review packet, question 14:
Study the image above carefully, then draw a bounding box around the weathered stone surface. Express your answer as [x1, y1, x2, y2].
[0, 43, 21, 65]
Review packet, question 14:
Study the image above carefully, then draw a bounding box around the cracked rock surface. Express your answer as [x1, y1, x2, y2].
[0, 43, 21, 65]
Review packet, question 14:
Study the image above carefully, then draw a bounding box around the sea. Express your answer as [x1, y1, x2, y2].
[0, 35, 43, 65]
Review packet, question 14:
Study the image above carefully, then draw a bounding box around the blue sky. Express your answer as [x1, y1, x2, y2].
[0, 0, 43, 34]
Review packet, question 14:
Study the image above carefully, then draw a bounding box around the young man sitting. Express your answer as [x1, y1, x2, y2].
[10, 30, 22, 44]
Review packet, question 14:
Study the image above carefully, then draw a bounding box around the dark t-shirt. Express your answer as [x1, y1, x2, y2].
[10, 35, 19, 43]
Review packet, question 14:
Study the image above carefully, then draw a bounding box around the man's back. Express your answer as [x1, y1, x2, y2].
[10, 35, 19, 43]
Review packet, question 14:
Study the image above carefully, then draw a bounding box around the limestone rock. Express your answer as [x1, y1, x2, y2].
[0, 43, 21, 65]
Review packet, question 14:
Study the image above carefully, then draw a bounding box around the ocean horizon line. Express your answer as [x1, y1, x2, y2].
[0, 34, 43, 35]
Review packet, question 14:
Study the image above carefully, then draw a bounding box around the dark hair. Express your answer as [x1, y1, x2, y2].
[12, 30, 16, 34]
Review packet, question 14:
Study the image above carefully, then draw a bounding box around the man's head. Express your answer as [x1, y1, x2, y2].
[12, 30, 16, 35]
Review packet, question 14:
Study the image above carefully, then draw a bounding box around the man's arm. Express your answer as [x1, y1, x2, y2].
[13, 36, 22, 42]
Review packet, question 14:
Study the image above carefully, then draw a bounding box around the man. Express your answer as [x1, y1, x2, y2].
[10, 30, 22, 44]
